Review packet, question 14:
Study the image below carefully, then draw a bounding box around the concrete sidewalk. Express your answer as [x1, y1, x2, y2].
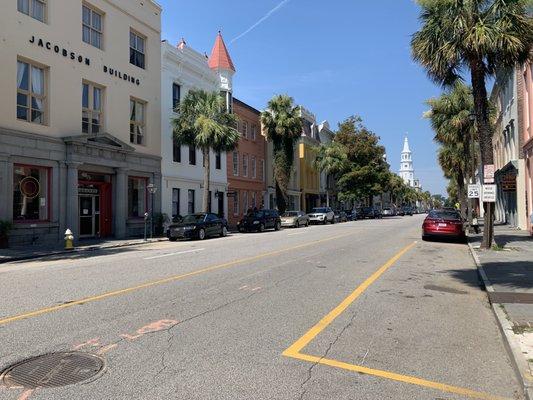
[0, 236, 168, 264]
[469, 226, 533, 399]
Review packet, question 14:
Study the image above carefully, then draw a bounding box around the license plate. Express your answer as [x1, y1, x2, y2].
[438, 223, 447, 227]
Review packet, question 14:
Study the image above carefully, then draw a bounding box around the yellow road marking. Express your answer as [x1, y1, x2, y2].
[290, 352, 507, 400]
[283, 242, 509, 400]
[283, 242, 416, 356]
[0, 231, 357, 327]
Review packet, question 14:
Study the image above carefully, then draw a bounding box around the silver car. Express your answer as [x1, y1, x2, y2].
[281, 211, 309, 228]
[308, 207, 335, 225]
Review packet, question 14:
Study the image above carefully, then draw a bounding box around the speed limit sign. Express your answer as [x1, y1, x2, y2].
[468, 184, 480, 199]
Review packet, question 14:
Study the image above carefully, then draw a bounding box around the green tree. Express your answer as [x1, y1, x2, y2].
[172, 90, 240, 213]
[261, 95, 303, 213]
[316, 116, 389, 205]
[425, 83, 476, 220]
[411, 0, 533, 248]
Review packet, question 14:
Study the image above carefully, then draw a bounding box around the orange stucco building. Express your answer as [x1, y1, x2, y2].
[226, 98, 266, 227]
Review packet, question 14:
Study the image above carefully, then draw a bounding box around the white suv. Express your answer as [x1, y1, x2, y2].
[308, 207, 335, 225]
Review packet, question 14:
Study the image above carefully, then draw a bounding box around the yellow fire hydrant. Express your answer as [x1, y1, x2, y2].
[64, 229, 74, 250]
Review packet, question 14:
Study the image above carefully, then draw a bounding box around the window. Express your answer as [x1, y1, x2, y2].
[242, 154, 248, 177]
[251, 192, 256, 208]
[232, 151, 239, 176]
[260, 159, 265, 182]
[215, 151, 221, 170]
[18, 0, 45, 22]
[172, 83, 181, 110]
[129, 30, 145, 69]
[173, 139, 181, 162]
[243, 191, 248, 213]
[189, 146, 196, 165]
[251, 124, 257, 140]
[129, 98, 145, 145]
[17, 60, 46, 124]
[172, 188, 180, 218]
[208, 191, 212, 213]
[233, 192, 239, 216]
[251, 156, 256, 179]
[188, 189, 195, 214]
[12, 164, 50, 221]
[242, 121, 248, 138]
[128, 177, 147, 218]
[82, 5, 103, 49]
[82, 82, 103, 134]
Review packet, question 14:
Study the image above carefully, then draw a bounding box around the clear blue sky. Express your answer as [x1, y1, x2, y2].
[159, 0, 447, 195]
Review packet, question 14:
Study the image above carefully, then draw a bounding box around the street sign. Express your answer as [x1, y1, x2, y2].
[482, 184, 497, 202]
[467, 184, 480, 199]
[484, 164, 495, 184]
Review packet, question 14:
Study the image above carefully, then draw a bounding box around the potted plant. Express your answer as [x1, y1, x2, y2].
[0, 220, 12, 249]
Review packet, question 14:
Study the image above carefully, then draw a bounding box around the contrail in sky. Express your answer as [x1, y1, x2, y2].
[230, 0, 291, 44]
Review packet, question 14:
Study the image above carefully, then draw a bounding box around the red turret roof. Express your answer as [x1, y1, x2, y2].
[208, 32, 235, 72]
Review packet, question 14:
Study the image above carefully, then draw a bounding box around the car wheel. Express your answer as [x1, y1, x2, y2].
[220, 226, 228, 237]
[169, 237, 178, 242]
[275, 221, 281, 231]
[198, 228, 206, 240]
[306, 221, 309, 227]
[323, 219, 327, 225]
[259, 223, 265, 233]
[295, 221, 300, 228]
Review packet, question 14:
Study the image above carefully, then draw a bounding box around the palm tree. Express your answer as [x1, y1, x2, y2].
[261, 95, 302, 213]
[411, 0, 533, 248]
[172, 90, 240, 213]
[426, 83, 476, 220]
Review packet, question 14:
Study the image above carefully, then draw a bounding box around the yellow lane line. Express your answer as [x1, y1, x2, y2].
[289, 352, 508, 400]
[0, 231, 358, 327]
[283, 242, 416, 356]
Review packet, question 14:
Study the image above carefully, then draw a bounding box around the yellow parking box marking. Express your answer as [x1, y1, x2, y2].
[283, 242, 416, 356]
[283, 241, 509, 399]
[0, 231, 357, 327]
[289, 352, 507, 400]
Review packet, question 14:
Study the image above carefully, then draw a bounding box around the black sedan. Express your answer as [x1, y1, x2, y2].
[167, 213, 228, 241]
[359, 207, 382, 219]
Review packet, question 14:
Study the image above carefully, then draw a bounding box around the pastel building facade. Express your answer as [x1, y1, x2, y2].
[0, 0, 162, 245]
[160, 37, 229, 220]
[519, 59, 533, 235]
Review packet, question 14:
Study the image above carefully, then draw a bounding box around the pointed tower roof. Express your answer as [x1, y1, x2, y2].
[208, 32, 236, 72]
[402, 136, 411, 153]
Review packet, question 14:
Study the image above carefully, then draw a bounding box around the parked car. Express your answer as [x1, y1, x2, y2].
[402, 206, 414, 216]
[281, 211, 309, 228]
[359, 206, 382, 219]
[308, 207, 335, 224]
[382, 207, 396, 217]
[422, 209, 466, 242]
[347, 210, 359, 221]
[167, 213, 228, 241]
[237, 209, 281, 232]
[334, 210, 348, 223]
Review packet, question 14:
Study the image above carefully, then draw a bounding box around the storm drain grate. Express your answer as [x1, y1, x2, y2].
[1, 352, 104, 389]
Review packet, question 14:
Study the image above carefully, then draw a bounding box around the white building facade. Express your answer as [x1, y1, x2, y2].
[160, 36, 232, 220]
[399, 137, 415, 187]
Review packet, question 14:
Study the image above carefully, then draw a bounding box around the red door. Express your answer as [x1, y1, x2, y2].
[100, 183, 113, 237]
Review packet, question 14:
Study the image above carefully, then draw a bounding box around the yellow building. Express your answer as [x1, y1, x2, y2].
[299, 138, 320, 213]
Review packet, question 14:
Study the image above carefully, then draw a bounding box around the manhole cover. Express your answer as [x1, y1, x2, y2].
[1, 352, 104, 389]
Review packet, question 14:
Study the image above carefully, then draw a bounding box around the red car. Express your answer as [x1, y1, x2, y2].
[422, 210, 466, 241]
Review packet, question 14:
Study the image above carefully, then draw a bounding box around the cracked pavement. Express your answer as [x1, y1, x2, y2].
[0, 216, 523, 399]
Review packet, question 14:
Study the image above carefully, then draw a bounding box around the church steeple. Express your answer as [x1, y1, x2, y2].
[399, 135, 415, 187]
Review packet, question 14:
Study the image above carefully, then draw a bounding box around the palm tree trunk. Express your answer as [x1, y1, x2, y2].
[470, 58, 494, 249]
[457, 169, 467, 220]
[202, 148, 210, 213]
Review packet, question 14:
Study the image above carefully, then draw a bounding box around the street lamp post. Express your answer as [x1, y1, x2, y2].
[147, 183, 158, 239]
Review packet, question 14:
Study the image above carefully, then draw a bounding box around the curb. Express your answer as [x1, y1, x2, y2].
[467, 240, 532, 400]
[0, 237, 168, 264]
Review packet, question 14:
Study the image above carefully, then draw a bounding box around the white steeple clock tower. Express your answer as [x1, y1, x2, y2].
[399, 136, 415, 187]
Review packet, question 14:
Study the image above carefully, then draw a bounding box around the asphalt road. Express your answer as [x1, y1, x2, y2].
[0, 215, 522, 399]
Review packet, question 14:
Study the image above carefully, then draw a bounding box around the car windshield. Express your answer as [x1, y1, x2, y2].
[312, 208, 328, 213]
[428, 210, 461, 221]
[362, 207, 373, 212]
[283, 212, 298, 217]
[182, 214, 205, 224]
